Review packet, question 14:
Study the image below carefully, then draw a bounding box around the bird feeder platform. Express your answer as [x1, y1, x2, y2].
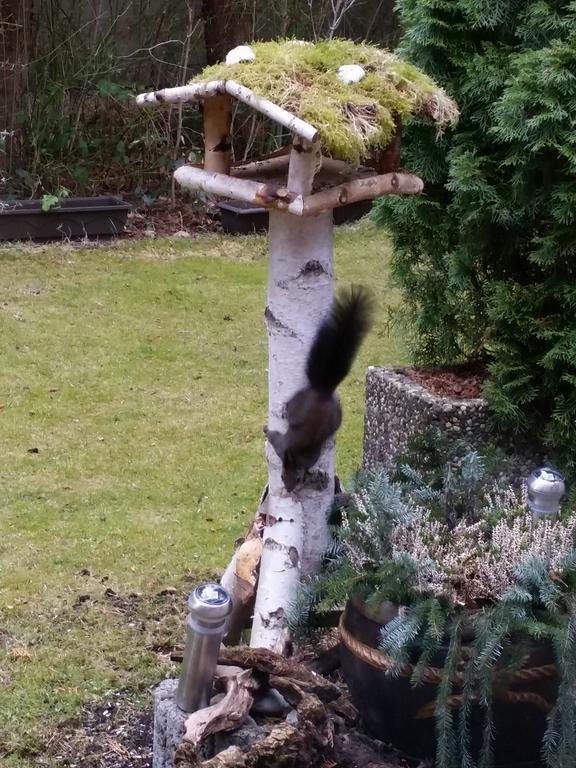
[136, 39, 458, 654]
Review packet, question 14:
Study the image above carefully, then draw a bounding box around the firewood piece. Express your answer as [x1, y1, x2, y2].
[137, 81, 319, 145]
[183, 669, 259, 749]
[220, 493, 267, 646]
[232, 154, 291, 178]
[231, 155, 366, 183]
[221, 536, 263, 645]
[173, 166, 296, 209]
[136, 81, 227, 105]
[287, 137, 321, 196]
[224, 81, 318, 143]
[174, 165, 422, 216]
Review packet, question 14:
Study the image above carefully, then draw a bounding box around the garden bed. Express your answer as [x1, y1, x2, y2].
[403, 363, 488, 399]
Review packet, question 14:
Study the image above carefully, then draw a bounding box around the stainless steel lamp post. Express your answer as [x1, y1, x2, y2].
[527, 467, 566, 519]
[176, 583, 233, 713]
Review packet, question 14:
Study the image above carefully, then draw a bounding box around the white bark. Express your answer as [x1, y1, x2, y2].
[174, 165, 293, 207]
[251, 138, 332, 651]
[287, 137, 321, 193]
[135, 81, 227, 106]
[300, 171, 424, 214]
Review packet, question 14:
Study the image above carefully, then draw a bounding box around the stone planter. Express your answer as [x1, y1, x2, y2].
[363, 366, 538, 477]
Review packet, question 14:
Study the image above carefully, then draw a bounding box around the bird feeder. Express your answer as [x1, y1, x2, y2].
[137, 40, 457, 652]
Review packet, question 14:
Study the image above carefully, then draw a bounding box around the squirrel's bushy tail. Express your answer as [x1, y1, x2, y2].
[306, 285, 374, 394]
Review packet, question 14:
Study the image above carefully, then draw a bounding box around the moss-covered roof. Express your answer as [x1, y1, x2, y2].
[192, 39, 458, 163]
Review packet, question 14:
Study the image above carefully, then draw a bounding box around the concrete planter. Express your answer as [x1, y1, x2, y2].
[363, 366, 538, 477]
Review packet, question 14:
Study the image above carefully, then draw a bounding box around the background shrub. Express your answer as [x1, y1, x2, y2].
[373, 0, 576, 472]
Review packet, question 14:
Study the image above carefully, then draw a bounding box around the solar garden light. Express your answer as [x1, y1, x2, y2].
[527, 467, 566, 519]
[176, 583, 233, 713]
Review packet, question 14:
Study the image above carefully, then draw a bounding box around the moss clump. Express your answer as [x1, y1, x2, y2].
[192, 39, 458, 163]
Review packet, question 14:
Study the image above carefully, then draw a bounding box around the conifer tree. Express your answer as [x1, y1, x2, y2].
[374, 0, 576, 471]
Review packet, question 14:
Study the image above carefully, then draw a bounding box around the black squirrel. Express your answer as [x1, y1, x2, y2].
[266, 285, 374, 491]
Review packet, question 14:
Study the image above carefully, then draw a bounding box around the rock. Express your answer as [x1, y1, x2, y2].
[250, 687, 292, 717]
[225, 45, 256, 65]
[337, 64, 366, 84]
[212, 716, 269, 752]
[172, 230, 191, 238]
[152, 679, 187, 768]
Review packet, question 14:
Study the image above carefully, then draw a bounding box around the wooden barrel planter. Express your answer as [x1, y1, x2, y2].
[339, 596, 559, 767]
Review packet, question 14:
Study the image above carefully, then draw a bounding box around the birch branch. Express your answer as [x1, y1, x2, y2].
[299, 172, 424, 214]
[136, 80, 319, 144]
[174, 165, 423, 214]
[136, 81, 227, 105]
[223, 81, 318, 143]
[173, 165, 296, 208]
[203, 95, 233, 174]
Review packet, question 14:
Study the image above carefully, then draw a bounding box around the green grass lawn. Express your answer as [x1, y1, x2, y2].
[0, 221, 407, 766]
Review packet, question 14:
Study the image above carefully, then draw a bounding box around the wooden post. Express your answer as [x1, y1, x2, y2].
[203, 95, 232, 174]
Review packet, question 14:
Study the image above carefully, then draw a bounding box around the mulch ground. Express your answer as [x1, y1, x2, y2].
[123, 198, 220, 239]
[404, 363, 489, 399]
[38, 692, 152, 768]
[34, 630, 411, 768]
[38, 686, 409, 768]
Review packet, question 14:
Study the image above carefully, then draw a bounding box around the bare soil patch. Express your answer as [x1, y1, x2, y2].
[123, 198, 219, 239]
[40, 692, 152, 768]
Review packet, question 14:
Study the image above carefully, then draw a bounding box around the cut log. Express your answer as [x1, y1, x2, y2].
[136, 81, 227, 106]
[220, 536, 263, 646]
[231, 153, 291, 178]
[173, 166, 296, 208]
[203, 95, 233, 174]
[287, 137, 321, 194]
[231, 154, 365, 182]
[220, 488, 268, 646]
[224, 81, 318, 143]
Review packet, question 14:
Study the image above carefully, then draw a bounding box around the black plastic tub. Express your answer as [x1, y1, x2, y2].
[340, 596, 558, 768]
[0, 197, 132, 240]
[218, 198, 372, 235]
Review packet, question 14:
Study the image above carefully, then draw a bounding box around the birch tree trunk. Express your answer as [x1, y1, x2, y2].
[250, 210, 334, 651]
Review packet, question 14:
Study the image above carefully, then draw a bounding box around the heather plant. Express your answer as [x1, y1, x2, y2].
[292, 446, 576, 768]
